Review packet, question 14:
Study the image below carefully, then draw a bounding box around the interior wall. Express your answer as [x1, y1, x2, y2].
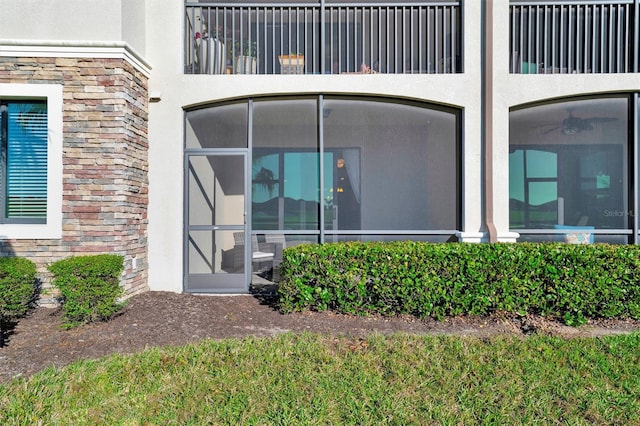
[188, 156, 216, 274]
[323, 99, 458, 230]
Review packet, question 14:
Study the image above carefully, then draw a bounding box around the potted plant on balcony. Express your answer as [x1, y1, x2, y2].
[234, 39, 257, 74]
[192, 25, 229, 74]
[278, 52, 305, 74]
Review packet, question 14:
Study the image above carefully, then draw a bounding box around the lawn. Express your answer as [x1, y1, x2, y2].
[1, 332, 639, 425]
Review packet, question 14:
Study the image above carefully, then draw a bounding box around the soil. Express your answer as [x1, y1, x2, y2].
[1, 291, 639, 383]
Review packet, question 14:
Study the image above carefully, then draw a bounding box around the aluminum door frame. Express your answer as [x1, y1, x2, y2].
[183, 150, 250, 293]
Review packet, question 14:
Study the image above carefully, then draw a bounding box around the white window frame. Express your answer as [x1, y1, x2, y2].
[0, 83, 63, 239]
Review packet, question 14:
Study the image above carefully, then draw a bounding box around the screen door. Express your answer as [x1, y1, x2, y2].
[185, 152, 248, 293]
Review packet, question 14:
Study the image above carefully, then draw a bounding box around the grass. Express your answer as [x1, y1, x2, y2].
[1, 332, 639, 425]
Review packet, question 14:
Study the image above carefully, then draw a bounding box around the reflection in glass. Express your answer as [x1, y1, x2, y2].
[326, 234, 455, 243]
[190, 96, 460, 237]
[323, 97, 459, 230]
[252, 153, 279, 204]
[510, 97, 628, 230]
[509, 150, 558, 228]
[189, 230, 244, 275]
[188, 155, 245, 227]
[252, 98, 319, 230]
[2, 101, 48, 221]
[185, 102, 247, 149]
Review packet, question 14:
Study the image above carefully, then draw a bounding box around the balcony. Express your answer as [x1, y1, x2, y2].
[185, 1, 462, 75]
[510, 0, 640, 74]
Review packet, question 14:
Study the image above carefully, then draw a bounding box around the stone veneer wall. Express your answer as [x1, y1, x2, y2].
[0, 56, 149, 303]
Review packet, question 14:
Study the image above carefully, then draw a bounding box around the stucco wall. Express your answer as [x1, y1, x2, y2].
[0, 0, 146, 56]
[144, 0, 640, 292]
[145, 0, 484, 292]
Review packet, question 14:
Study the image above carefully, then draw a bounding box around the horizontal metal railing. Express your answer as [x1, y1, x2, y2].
[510, 0, 640, 74]
[185, 1, 462, 75]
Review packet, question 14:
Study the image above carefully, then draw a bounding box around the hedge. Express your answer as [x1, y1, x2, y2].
[0, 257, 38, 331]
[48, 254, 125, 328]
[277, 241, 640, 326]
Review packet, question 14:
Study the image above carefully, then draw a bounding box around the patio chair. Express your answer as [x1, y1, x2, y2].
[554, 216, 593, 244]
[221, 232, 275, 273]
[264, 233, 313, 248]
[264, 234, 312, 281]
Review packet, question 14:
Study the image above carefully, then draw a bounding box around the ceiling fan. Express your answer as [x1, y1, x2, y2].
[543, 109, 617, 135]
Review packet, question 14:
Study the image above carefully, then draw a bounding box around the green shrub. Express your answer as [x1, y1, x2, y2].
[0, 257, 38, 332]
[278, 242, 640, 326]
[48, 254, 125, 328]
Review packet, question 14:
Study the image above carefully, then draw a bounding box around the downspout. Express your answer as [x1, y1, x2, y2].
[634, 2, 639, 244]
[634, 92, 639, 244]
[482, 0, 498, 242]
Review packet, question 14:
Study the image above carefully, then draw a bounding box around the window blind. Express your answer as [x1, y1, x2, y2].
[2, 102, 48, 220]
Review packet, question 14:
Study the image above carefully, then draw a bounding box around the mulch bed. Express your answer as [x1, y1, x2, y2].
[1, 291, 639, 383]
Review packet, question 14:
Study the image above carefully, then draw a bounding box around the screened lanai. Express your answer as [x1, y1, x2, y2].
[183, 95, 460, 292]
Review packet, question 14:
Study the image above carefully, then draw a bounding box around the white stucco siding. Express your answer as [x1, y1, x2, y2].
[144, 0, 484, 292]
[147, 77, 485, 292]
[0, 0, 145, 55]
[147, 78, 484, 292]
[145, 0, 640, 292]
[121, 0, 146, 56]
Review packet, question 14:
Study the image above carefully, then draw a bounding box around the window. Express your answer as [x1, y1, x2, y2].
[509, 149, 558, 228]
[0, 100, 48, 223]
[509, 96, 629, 243]
[0, 84, 62, 239]
[252, 98, 319, 231]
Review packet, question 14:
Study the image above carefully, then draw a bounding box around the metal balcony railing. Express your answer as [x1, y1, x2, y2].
[185, 1, 462, 75]
[510, 0, 640, 74]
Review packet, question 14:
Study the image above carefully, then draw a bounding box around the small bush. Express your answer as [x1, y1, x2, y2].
[278, 242, 640, 325]
[0, 257, 38, 335]
[48, 254, 125, 328]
